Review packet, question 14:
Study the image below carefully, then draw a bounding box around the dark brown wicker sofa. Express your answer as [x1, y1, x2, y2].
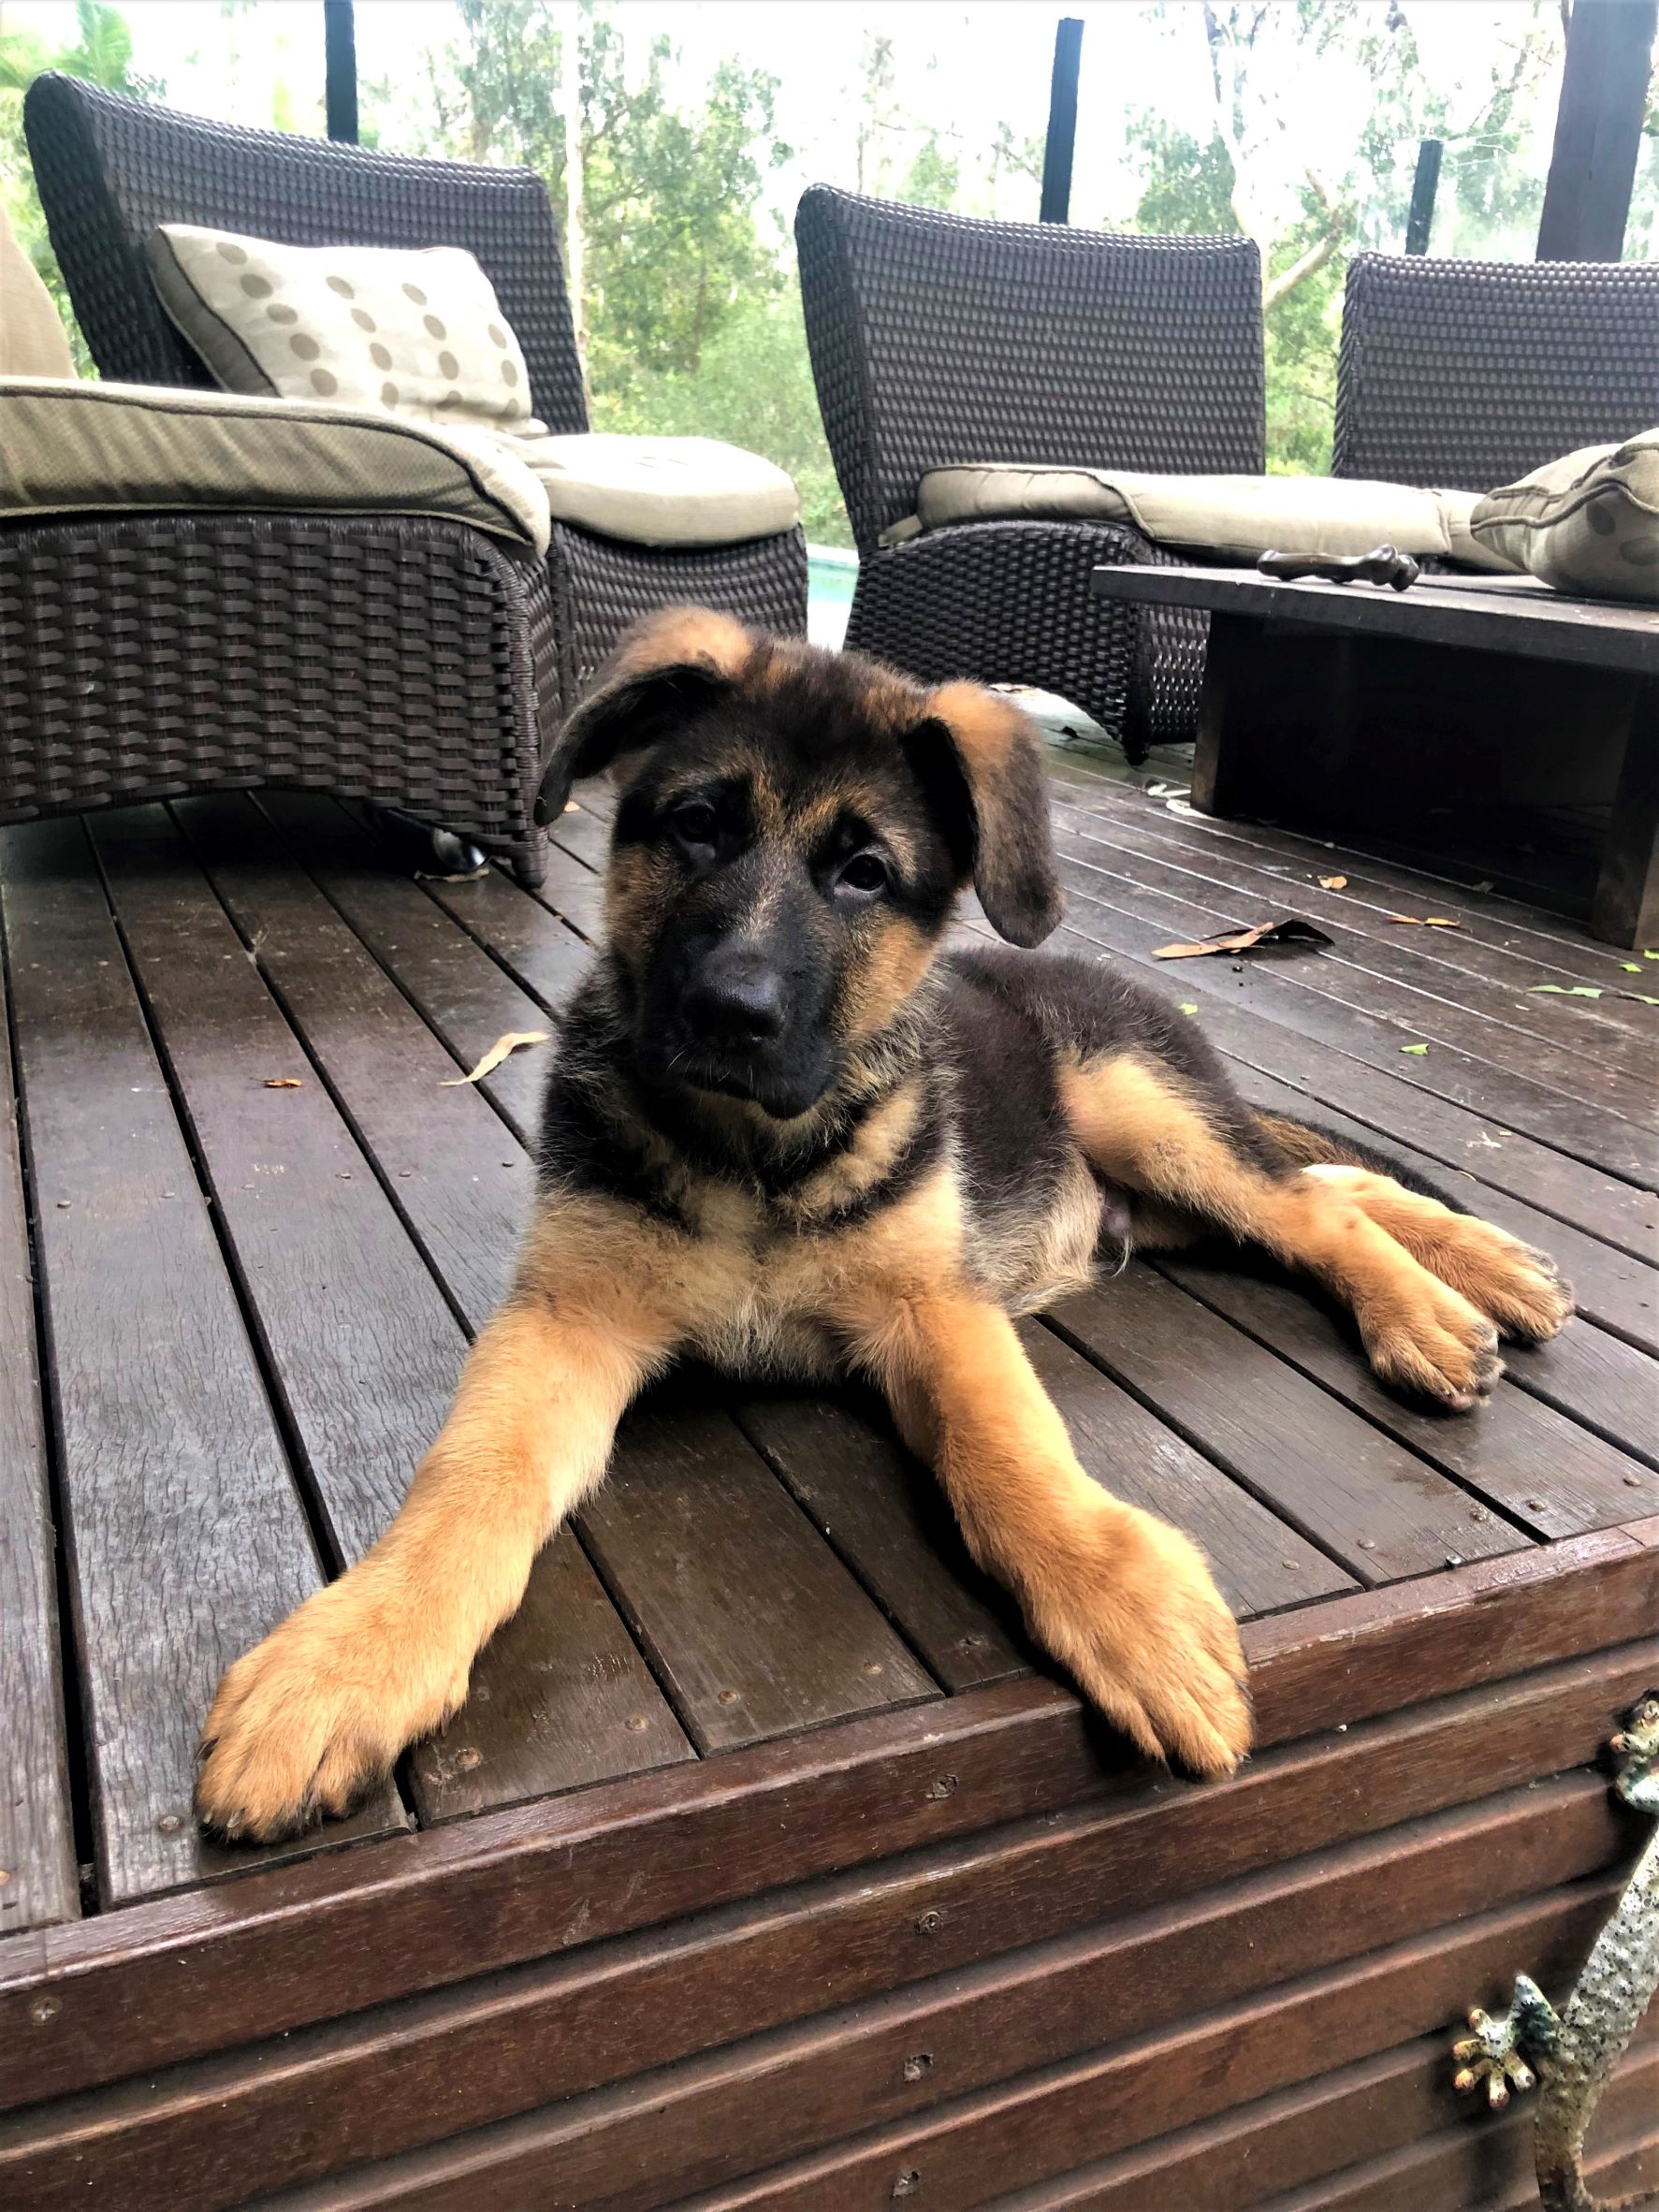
[795, 184, 1263, 757]
[6, 76, 806, 885]
[1334, 251, 1659, 491]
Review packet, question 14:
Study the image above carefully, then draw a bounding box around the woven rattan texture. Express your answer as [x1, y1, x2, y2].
[0, 513, 555, 883]
[845, 519, 1158, 743]
[795, 185, 1264, 556]
[1334, 252, 1659, 491]
[24, 73, 588, 433]
[554, 524, 809, 691]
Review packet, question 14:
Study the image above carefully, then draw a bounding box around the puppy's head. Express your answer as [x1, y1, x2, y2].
[540, 608, 1061, 1121]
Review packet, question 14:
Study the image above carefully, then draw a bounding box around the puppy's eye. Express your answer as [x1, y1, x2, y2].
[670, 799, 719, 850]
[836, 851, 889, 899]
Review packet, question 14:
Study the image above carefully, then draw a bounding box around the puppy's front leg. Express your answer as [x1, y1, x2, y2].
[863, 1295, 1251, 1777]
[196, 1283, 676, 1841]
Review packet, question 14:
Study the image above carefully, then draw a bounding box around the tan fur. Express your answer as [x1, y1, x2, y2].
[852, 1291, 1248, 1775]
[1058, 1054, 1510, 1406]
[928, 680, 1031, 780]
[196, 1201, 685, 1839]
[610, 604, 753, 685]
[1299, 1164, 1572, 1342]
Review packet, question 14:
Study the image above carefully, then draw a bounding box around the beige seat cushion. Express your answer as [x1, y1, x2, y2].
[509, 430, 800, 546]
[1471, 435, 1659, 603]
[0, 209, 76, 379]
[146, 224, 538, 434]
[902, 462, 1518, 570]
[0, 377, 551, 553]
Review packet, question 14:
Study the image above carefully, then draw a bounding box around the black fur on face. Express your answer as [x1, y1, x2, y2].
[547, 611, 1061, 1123]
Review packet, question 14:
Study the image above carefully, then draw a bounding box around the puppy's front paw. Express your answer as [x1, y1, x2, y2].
[195, 1577, 465, 1842]
[1023, 1499, 1251, 1779]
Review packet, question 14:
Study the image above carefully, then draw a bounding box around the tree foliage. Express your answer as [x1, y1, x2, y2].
[0, 2, 1580, 525]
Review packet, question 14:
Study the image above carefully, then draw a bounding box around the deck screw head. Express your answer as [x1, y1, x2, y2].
[1626, 1475, 1643, 1488]
[892, 2171, 921, 2198]
[453, 1747, 482, 1772]
[717, 1689, 739, 1705]
[30, 1997, 59, 2024]
[1357, 1539, 1376, 1551]
[0, 1869, 10, 1886]
[1525, 1498, 1547, 1511]
[864, 1661, 885, 1677]
[902, 2052, 933, 2082]
[625, 1714, 649, 1732]
[156, 1812, 182, 1835]
[915, 1909, 944, 1936]
[956, 1634, 985, 1651]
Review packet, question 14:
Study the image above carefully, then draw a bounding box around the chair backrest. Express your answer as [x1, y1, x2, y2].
[795, 184, 1264, 556]
[1334, 251, 1659, 491]
[23, 73, 587, 433]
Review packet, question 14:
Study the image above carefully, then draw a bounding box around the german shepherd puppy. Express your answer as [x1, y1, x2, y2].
[196, 609, 1573, 1841]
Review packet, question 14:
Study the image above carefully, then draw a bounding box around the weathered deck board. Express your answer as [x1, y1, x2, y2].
[1047, 1272, 1522, 1579]
[731, 1384, 1032, 1694]
[0, 819, 401, 1902]
[1046, 842, 1657, 1179]
[7, 1772, 1623, 2212]
[1012, 1322, 1357, 1610]
[583, 1387, 941, 1752]
[1046, 779, 1659, 1051]
[0, 896, 77, 1935]
[429, 1878, 1625, 2212]
[1043, 749, 1654, 990]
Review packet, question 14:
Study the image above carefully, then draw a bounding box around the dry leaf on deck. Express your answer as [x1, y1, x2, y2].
[1383, 912, 1460, 928]
[440, 1030, 553, 1086]
[1154, 917, 1333, 961]
[1317, 874, 1347, 890]
[263, 1076, 303, 1089]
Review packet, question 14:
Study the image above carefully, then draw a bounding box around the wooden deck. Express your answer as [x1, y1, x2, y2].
[2, 749, 1656, 2209]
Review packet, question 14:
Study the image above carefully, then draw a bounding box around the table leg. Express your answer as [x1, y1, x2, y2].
[1592, 677, 1659, 950]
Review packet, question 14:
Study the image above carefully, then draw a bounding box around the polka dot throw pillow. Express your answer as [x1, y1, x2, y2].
[1471, 432, 1659, 604]
[146, 224, 537, 432]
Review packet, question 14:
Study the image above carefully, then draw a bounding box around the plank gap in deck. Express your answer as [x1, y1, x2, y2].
[0, 881, 79, 1933]
[0, 819, 401, 1903]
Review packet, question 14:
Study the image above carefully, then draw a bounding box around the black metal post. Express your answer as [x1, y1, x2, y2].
[1404, 138, 1441, 254]
[1537, 0, 1656, 260]
[324, 0, 358, 145]
[1039, 18, 1084, 225]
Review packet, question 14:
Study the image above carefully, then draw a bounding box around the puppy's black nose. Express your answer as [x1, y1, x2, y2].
[685, 951, 786, 1043]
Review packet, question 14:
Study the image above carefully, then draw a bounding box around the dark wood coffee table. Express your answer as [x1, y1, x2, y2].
[1092, 563, 1659, 947]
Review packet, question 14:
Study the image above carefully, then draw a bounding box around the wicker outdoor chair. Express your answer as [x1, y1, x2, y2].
[1334, 252, 1659, 493]
[10, 76, 806, 885]
[795, 185, 1263, 757]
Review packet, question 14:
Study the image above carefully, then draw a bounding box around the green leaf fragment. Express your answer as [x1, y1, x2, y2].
[1179, 1002, 1198, 1015]
[1401, 1042, 1429, 1055]
[1527, 984, 1602, 997]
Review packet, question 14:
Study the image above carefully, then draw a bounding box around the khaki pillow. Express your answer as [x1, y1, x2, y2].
[510, 431, 800, 546]
[1470, 435, 1659, 603]
[146, 223, 537, 433]
[0, 205, 75, 379]
[902, 462, 1518, 570]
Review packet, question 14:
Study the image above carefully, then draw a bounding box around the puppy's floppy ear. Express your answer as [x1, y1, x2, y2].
[909, 681, 1063, 947]
[534, 606, 753, 823]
